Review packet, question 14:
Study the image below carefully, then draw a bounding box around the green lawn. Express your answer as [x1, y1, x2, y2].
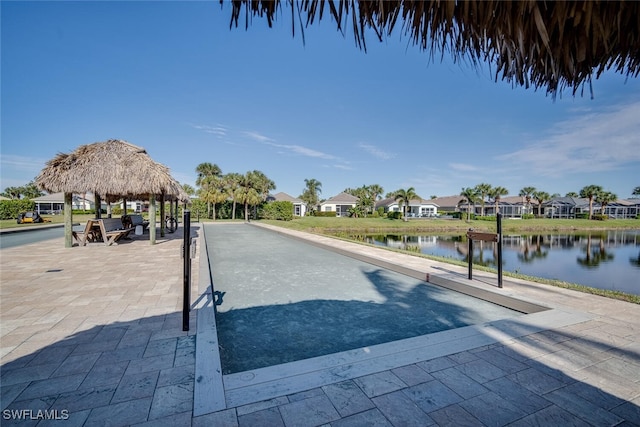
[260, 216, 640, 233]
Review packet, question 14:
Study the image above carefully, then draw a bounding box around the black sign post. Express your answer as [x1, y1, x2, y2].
[497, 212, 503, 288]
[182, 210, 191, 331]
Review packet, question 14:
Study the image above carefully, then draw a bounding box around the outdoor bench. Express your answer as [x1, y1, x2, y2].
[73, 218, 134, 246]
[129, 214, 149, 229]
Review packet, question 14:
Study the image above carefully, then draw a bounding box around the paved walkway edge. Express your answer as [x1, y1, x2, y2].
[194, 224, 226, 415]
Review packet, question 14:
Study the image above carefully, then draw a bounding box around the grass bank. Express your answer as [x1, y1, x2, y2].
[260, 216, 640, 233]
[260, 217, 640, 304]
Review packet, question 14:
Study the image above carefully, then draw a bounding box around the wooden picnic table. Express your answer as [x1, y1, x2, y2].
[73, 218, 135, 246]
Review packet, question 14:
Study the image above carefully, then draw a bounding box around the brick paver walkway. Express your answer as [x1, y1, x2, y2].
[1, 222, 639, 426]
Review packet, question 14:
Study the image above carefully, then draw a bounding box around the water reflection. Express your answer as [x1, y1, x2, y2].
[336, 230, 640, 295]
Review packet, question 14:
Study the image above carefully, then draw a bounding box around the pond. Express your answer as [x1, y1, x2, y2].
[338, 230, 640, 296]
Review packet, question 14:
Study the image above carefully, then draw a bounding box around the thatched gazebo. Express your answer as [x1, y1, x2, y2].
[36, 139, 189, 247]
[224, 1, 639, 97]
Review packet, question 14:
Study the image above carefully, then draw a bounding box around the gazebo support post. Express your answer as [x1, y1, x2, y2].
[95, 194, 102, 219]
[149, 194, 157, 245]
[160, 193, 165, 237]
[64, 192, 73, 248]
[175, 199, 179, 226]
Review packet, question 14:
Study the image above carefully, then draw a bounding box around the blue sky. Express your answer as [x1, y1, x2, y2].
[2, 1, 639, 201]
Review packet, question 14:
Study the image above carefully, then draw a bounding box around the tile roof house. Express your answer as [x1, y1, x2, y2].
[543, 196, 640, 219]
[375, 197, 439, 217]
[319, 192, 358, 217]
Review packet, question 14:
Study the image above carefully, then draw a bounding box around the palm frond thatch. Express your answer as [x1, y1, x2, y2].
[225, 0, 640, 96]
[35, 139, 189, 202]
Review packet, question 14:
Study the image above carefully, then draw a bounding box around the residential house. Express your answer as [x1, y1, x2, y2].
[32, 192, 144, 214]
[375, 197, 439, 217]
[603, 199, 640, 218]
[266, 192, 307, 217]
[543, 197, 589, 218]
[543, 196, 640, 219]
[482, 196, 527, 218]
[32, 192, 93, 214]
[319, 192, 358, 217]
[431, 195, 528, 218]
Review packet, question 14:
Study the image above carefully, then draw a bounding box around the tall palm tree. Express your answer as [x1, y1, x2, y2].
[632, 186, 640, 197]
[182, 184, 195, 198]
[579, 185, 603, 220]
[489, 186, 509, 215]
[519, 187, 536, 215]
[195, 163, 222, 187]
[300, 178, 322, 214]
[394, 187, 418, 221]
[596, 191, 617, 217]
[199, 175, 227, 220]
[195, 163, 222, 217]
[460, 187, 478, 222]
[237, 170, 276, 221]
[533, 191, 550, 218]
[224, 172, 243, 220]
[474, 183, 492, 216]
[368, 184, 384, 213]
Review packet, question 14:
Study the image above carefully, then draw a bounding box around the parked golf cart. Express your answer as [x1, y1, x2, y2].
[16, 211, 45, 224]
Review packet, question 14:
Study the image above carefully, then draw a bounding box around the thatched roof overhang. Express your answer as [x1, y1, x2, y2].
[224, 0, 640, 96]
[35, 140, 188, 202]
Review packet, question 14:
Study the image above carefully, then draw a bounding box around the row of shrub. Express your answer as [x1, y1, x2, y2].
[260, 201, 294, 221]
[313, 211, 337, 217]
[0, 200, 35, 220]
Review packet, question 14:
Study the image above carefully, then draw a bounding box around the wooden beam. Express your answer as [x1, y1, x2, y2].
[149, 194, 156, 245]
[64, 192, 73, 248]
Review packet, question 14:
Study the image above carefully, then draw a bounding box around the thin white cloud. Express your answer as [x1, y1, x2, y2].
[191, 124, 228, 137]
[332, 163, 354, 171]
[1, 154, 46, 174]
[265, 142, 337, 160]
[449, 163, 479, 172]
[499, 101, 640, 177]
[243, 131, 275, 143]
[358, 143, 395, 160]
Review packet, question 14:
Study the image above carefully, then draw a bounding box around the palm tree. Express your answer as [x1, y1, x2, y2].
[489, 186, 509, 215]
[21, 181, 44, 199]
[579, 185, 603, 220]
[460, 187, 478, 222]
[565, 191, 579, 197]
[199, 175, 227, 220]
[195, 163, 222, 217]
[195, 163, 222, 187]
[394, 187, 418, 221]
[300, 178, 322, 214]
[632, 186, 640, 197]
[1, 186, 22, 199]
[596, 191, 617, 217]
[182, 184, 195, 198]
[368, 184, 384, 211]
[519, 187, 536, 215]
[224, 172, 243, 220]
[474, 183, 492, 216]
[237, 170, 276, 221]
[345, 185, 379, 217]
[533, 191, 550, 218]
